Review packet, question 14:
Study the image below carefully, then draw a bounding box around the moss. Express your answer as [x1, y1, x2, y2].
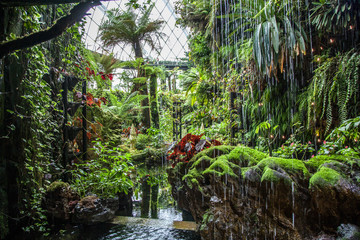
[256, 157, 310, 179]
[182, 167, 204, 190]
[305, 155, 359, 172]
[190, 145, 235, 163]
[191, 155, 213, 169]
[200, 210, 214, 231]
[47, 181, 69, 192]
[183, 150, 238, 190]
[130, 147, 164, 164]
[202, 155, 239, 177]
[261, 167, 280, 182]
[228, 146, 268, 166]
[309, 166, 342, 188]
[241, 167, 251, 178]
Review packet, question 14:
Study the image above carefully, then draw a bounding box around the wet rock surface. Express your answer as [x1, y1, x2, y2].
[43, 181, 80, 221]
[168, 146, 360, 240]
[73, 195, 119, 224]
[336, 224, 360, 240]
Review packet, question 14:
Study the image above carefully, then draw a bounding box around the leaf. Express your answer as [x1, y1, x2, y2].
[254, 23, 263, 69]
[270, 16, 279, 54]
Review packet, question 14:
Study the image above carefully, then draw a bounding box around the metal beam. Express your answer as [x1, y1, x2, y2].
[0, 1, 100, 58]
[0, 0, 117, 7]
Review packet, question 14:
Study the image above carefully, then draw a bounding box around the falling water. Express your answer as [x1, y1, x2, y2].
[291, 181, 295, 228]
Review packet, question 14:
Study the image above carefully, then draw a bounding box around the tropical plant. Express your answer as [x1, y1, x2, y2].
[311, 0, 359, 32]
[167, 133, 222, 167]
[325, 116, 360, 155]
[249, 0, 307, 76]
[71, 141, 134, 198]
[175, 0, 211, 32]
[98, 3, 165, 128]
[98, 4, 165, 59]
[299, 50, 360, 134]
[255, 120, 279, 156]
[97, 91, 147, 126]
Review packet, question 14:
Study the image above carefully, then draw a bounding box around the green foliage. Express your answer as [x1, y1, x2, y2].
[300, 50, 360, 134]
[71, 141, 134, 198]
[275, 141, 315, 160]
[311, 0, 359, 33]
[188, 32, 212, 68]
[274, 125, 315, 160]
[96, 91, 147, 132]
[175, 0, 211, 31]
[98, 4, 165, 56]
[255, 120, 279, 156]
[135, 134, 151, 150]
[326, 116, 360, 155]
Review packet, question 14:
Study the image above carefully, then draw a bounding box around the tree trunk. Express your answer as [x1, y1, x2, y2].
[140, 177, 151, 218]
[0, 1, 100, 58]
[150, 183, 159, 218]
[167, 76, 172, 91]
[149, 73, 159, 129]
[133, 40, 150, 129]
[0, 0, 110, 7]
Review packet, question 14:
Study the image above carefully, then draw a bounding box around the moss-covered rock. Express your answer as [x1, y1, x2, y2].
[202, 155, 239, 177]
[130, 147, 165, 167]
[43, 181, 79, 221]
[261, 167, 280, 182]
[309, 166, 343, 188]
[169, 145, 360, 240]
[228, 145, 268, 166]
[190, 145, 235, 163]
[256, 157, 310, 179]
[305, 155, 359, 173]
[47, 181, 69, 192]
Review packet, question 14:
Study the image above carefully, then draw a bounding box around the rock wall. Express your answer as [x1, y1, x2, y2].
[168, 146, 360, 240]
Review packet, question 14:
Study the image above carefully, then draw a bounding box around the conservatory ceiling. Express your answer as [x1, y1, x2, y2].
[83, 0, 189, 63]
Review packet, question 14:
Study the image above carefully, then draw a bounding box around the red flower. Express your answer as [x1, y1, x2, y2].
[100, 97, 108, 105]
[107, 73, 114, 80]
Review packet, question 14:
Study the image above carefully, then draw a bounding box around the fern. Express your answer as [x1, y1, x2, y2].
[303, 50, 360, 135]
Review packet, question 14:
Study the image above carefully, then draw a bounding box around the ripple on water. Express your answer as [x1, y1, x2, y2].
[78, 223, 200, 240]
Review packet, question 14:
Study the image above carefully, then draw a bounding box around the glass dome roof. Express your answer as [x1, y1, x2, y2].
[82, 0, 189, 63]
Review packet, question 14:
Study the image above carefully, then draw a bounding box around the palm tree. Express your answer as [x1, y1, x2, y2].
[98, 4, 165, 128]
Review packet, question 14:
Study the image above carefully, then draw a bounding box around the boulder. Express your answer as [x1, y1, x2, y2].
[168, 146, 360, 240]
[43, 181, 79, 221]
[337, 224, 360, 240]
[73, 195, 118, 224]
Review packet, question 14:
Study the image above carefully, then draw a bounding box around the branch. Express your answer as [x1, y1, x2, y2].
[0, 1, 100, 58]
[0, 0, 114, 7]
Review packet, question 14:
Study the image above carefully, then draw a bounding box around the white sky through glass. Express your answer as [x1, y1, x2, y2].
[82, 0, 189, 62]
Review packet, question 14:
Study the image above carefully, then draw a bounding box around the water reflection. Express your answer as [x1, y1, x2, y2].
[77, 223, 200, 240]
